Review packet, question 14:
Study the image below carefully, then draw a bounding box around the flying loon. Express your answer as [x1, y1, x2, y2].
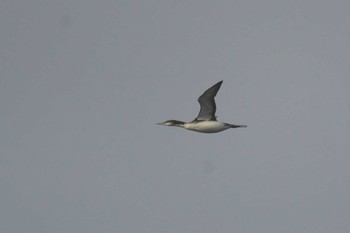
[157, 81, 247, 133]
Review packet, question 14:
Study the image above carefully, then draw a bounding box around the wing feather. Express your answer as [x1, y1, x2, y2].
[194, 81, 223, 121]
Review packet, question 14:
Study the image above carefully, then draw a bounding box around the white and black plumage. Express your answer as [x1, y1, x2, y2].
[157, 81, 247, 133]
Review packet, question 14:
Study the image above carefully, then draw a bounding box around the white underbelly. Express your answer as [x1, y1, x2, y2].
[184, 121, 230, 133]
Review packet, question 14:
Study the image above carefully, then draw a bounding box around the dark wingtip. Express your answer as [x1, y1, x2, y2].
[216, 80, 223, 88]
[209, 80, 223, 91]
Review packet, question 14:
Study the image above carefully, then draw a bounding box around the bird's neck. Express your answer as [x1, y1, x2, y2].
[172, 120, 186, 127]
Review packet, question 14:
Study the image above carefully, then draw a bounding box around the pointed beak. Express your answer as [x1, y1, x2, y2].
[157, 122, 164, 125]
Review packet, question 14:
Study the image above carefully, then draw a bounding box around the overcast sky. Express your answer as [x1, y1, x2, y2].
[1, 1, 350, 233]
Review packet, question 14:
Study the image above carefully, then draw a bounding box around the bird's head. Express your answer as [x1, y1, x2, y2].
[157, 120, 185, 127]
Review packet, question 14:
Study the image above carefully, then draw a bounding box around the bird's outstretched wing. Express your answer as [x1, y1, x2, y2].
[194, 81, 223, 121]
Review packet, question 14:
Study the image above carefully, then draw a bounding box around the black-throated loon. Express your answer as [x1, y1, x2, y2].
[157, 81, 247, 133]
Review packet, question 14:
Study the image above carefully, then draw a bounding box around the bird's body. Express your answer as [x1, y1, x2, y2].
[184, 121, 232, 133]
[158, 81, 246, 133]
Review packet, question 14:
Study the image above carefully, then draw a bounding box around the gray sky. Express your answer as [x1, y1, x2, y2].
[1, 1, 350, 232]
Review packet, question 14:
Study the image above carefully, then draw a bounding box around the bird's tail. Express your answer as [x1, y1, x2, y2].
[230, 124, 247, 128]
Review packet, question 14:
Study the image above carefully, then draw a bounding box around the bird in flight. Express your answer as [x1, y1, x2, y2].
[157, 81, 247, 133]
